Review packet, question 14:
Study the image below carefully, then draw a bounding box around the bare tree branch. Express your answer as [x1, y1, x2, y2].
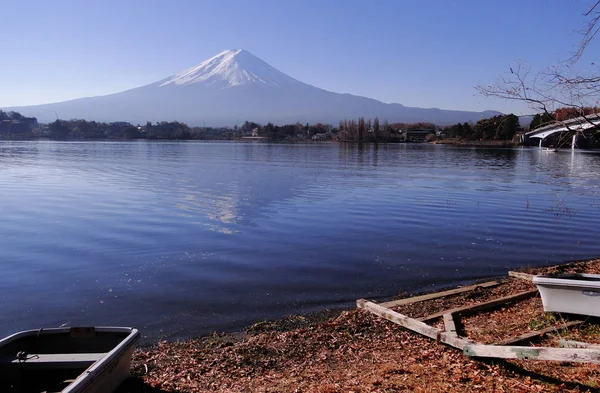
[476, 63, 558, 119]
[571, 0, 600, 63]
[477, 1, 600, 145]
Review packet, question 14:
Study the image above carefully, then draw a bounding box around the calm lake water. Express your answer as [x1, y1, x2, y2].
[1, 141, 600, 342]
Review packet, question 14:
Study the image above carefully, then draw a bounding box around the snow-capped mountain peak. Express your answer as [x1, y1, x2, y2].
[7, 48, 501, 127]
[159, 49, 301, 88]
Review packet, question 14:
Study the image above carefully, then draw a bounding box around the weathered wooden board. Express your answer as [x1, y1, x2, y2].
[508, 271, 535, 282]
[443, 313, 457, 335]
[357, 299, 441, 340]
[357, 298, 477, 349]
[463, 344, 600, 363]
[0, 352, 105, 368]
[559, 339, 600, 349]
[380, 281, 500, 308]
[357, 295, 600, 365]
[420, 290, 539, 322]
[495, 320, 584, 346]
[439, 332, 476, 349]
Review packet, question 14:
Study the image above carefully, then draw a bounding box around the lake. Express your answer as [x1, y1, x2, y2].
[1, 141, 599, 342]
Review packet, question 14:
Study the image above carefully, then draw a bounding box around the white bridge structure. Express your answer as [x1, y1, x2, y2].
[525, 114, 600, 148]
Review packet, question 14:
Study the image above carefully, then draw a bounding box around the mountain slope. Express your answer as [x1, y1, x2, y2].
[5, 49, 500, 126]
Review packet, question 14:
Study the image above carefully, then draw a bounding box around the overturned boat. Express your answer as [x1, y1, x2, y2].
[0, 326, 139, 393]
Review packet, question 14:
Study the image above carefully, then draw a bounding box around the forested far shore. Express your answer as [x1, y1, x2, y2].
[1, 109, 598, 147]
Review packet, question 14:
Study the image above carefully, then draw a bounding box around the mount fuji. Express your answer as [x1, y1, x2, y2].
[6, 49, 500, 126]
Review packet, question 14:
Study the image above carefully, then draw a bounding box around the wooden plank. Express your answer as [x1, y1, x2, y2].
[357, 299, 474, 350]
[0, 353, 106, 364]
[559, 339, 600, 349]
[443, 313, 457, 335]
[463, 344, 600, 364]
[508, 271, 535, 281]
[495, 321, 584, 346]
[357, 299, 441, 340]
[420, 290, 539, 323]
[380, 281, 500, 308]
[0, 353, 106, 369]
[439, 332, 475, 349]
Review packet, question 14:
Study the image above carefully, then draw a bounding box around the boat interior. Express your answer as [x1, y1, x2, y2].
[544, 273, 600, 281]
[0, 328, 130, 393]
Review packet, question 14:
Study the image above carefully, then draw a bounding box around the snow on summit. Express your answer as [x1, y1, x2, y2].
[159, 49, 302, 88]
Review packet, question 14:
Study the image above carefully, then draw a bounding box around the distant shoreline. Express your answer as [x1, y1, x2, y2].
[0, 137, 518, 146]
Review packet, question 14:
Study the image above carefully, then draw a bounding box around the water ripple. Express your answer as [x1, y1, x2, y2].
[1, 141, 600, 341]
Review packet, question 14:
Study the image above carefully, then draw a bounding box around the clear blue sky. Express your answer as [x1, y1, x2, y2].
[1, 0, 597, 114]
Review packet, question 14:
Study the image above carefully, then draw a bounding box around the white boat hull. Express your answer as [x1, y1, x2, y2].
[533, 273, 600, 317]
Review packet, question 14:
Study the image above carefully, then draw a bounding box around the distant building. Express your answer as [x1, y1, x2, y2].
[312, 133, 328, 141]
[405, 128, 435, 143]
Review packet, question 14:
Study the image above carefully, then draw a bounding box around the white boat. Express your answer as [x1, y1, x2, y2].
[0, 326, 139, 393]
[541, 147, 558, 152]
[533, 273, 600, 317]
